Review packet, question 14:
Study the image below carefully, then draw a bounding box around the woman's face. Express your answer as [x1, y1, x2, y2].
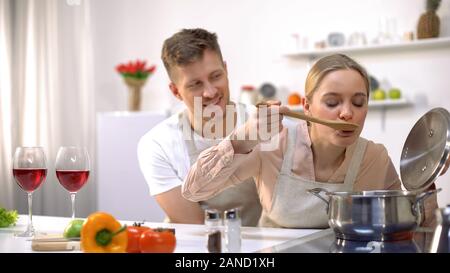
[305, 69, 368, 147]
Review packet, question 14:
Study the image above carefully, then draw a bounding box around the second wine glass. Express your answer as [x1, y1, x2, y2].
[55, 147, 90, 219]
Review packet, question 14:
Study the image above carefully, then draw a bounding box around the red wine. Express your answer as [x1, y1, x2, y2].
[13, 168, 47, 192]
[56, 170, 89, 192]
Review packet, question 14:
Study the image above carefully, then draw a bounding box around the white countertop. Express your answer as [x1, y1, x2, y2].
[0, 215, 320, 253]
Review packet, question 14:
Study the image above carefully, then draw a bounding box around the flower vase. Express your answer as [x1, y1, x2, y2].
[124, 77, 147, 111]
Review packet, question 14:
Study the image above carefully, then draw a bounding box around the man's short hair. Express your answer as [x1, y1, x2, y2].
[161, 28, 223, 81]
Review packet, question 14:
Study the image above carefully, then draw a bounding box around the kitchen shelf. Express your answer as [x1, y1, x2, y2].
[286, 100, 411, 112]
[286, 104, 304, 112]
[283, 37, 448, 132]
[284, 100, 411, 131]
[368, 98, 411, 109]
[284, 37, 450, 59]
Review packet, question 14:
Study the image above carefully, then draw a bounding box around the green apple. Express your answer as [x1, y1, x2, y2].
[372, 89, 386, 100]
[388, 88, 402, 99]
[63, 219, 84, 238]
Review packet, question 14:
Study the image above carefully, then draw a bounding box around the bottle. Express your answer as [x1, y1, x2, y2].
[224, 208, 242, 253]
[205, 209, 222, 253]
[239, 85, 257, 106]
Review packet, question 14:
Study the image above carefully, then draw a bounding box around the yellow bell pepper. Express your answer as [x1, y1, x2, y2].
[81, 212, 128, 253]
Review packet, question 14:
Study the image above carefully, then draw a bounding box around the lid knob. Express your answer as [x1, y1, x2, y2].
[205, 209, 221, 221]
[225, 208, 240, 220]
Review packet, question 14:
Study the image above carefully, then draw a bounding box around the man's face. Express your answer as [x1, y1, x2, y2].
[169, 49, 230, 122]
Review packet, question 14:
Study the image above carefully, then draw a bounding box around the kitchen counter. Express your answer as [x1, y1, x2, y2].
[0, 215, 320, 253]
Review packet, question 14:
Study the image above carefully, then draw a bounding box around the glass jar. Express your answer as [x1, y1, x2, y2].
[239, 85, 257, 106]
[205, 209, 222, 253]
[224, 208, 242, 253]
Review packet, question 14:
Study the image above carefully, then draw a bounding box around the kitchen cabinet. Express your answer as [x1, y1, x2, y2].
[96, 111, 168, 222]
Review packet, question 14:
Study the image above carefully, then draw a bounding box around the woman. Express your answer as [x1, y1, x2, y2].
[182, 54, 440, 228]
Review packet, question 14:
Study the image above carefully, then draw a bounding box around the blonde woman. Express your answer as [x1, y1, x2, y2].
[182, 54, 441, 228]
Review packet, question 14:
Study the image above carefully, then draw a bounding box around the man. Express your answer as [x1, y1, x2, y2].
[137, 28, 262, 225]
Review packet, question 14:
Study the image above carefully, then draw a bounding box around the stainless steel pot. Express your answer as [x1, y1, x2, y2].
[308, 188, 440, 241]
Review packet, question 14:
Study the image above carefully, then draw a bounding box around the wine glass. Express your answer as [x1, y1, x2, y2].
[12, 147, 47, 237]
[55, 147, 90, 219]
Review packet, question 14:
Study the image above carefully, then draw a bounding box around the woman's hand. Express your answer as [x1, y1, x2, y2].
[231, 101, 288, 154]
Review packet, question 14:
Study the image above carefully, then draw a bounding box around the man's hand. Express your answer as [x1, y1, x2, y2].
[155, 186, 204, 224]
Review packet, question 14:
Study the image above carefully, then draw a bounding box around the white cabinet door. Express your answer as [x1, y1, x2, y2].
[97, 111, 168, 221]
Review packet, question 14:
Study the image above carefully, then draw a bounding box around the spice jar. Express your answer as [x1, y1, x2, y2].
[239, 85, 258, 106]
[205, 209, 222, 253]
[224, 208, 242, 253]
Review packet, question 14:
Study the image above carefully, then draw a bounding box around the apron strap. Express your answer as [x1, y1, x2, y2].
[178, 110, 199, 165]
[343, 138, 368, 186]
[280, 125, 298, 175]
[182, 104, 248, 165]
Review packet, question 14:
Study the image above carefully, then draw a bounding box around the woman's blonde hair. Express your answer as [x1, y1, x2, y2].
[305, 54, 369, 102]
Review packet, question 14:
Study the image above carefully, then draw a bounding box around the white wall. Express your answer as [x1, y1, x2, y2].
[90, 0, 450, 206]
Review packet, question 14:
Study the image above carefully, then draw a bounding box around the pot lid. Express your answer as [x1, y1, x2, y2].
[400, 108, 450, 191]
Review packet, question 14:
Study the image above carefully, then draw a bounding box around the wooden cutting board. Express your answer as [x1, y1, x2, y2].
[31, 234, 80, 251]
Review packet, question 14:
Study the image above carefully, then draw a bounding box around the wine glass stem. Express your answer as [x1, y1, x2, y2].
[27, 192, 33, 232]
[71, 193, 76, 219]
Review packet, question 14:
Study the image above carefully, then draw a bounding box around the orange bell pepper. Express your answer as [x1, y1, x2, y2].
[80, 212, 128, 253]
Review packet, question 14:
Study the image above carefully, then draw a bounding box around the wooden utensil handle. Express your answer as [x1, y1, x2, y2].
[257, 102, 359, 131]
[283, 111, 324, 125]
[32, 241, 80, 251]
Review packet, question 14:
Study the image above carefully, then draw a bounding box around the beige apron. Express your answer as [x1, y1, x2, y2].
[259, 126, 368, 228]
[179, 110, 262, 227]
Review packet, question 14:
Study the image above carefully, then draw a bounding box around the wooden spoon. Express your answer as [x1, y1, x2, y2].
[256, 102, 359, 131]
[282, 110, 359, 131]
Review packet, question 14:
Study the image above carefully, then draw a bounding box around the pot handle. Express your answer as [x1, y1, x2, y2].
[307, 188, 330, 213]
[412, 188, 442, 216]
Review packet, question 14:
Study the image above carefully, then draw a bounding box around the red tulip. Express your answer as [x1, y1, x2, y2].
[115, 59, 156, 79]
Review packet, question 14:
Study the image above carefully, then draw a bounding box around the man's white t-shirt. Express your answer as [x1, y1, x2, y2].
[138, 105, 244, 196]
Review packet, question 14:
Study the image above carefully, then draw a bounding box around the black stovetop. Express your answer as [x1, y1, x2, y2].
[260, 228, 435, 253]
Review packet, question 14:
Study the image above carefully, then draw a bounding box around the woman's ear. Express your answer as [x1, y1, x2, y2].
[303, 99, 311, 115]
